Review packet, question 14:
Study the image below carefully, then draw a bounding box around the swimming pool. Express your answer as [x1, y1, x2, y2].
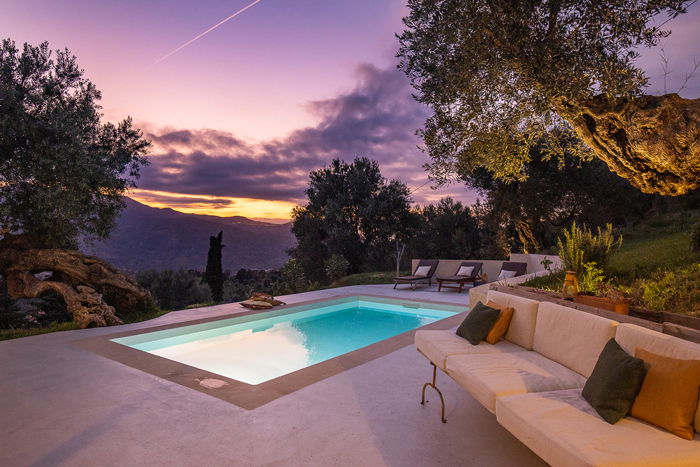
[112, 296, 460, 385]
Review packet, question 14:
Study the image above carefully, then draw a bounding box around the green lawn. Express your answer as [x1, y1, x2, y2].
[328, 270, 408, 288]
[0, 321, 80, 341]
[608, 231, 700, 281]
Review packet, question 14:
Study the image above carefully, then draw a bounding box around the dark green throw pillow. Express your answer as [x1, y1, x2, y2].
[582, 338, 648, 424]
[456, 301, 501, 345]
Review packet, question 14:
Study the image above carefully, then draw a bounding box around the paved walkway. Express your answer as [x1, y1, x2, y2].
[0, 285, 545, 466]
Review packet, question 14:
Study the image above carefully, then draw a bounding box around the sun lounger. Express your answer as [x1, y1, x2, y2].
[495, 261, 528, 281]
[393, 259, 439, 289]
[436, 261, 483, 293]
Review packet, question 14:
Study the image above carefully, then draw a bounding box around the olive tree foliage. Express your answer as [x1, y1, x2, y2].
[465, 129, 655, 256]
[0, 39, 153, 328]
[291, 158, 415, 282]
[409, 198, 481, 260]
[398, 1, 699, 195]
[0, 39, 150, 248]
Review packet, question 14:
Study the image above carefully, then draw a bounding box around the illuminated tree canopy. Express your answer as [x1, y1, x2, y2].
[398, 0, 700, 195]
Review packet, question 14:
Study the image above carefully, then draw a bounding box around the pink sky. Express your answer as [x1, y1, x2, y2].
[2, 1, 699, 220]
[2, 0, 408, 140]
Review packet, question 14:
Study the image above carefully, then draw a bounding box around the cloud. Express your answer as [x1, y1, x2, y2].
[138, 64, 476, 209]
[129, 192, 235, 207]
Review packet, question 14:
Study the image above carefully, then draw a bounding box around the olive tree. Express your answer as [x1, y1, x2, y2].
[398, 0, 699, 195]
[0, 39, 152, 327]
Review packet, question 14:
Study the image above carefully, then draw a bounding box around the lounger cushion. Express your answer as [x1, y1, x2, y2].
[414, 265, 431, 277]
[614, 323, 700, 431]
[485, 291, 539, 350]
[497, 270, 517, 280]
[533, 302, 618, 378]
[415, 329, 526, 371]
[496, 389, 700, 467]
[446, 351, 586, 413]
[457, 265, 474, 276]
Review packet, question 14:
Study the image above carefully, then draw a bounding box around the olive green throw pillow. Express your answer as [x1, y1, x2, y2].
[456, 302, 502, 345]
[582, 338, 648, 424]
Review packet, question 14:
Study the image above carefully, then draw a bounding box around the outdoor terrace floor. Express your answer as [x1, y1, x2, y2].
[0, 284, 545, 466]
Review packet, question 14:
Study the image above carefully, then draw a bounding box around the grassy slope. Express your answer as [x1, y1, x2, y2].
[0, 322, 80, 341]
[609, 231, 700, 281]
[329, 270, 409, 288]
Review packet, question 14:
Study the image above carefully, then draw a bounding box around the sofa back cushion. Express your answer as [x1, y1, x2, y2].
[615, 323, 700, 430]
[485, 290, 539, 350]
[533, 302, 619, 377]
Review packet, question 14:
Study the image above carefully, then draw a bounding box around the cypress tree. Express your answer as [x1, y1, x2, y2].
[204, 231, 225, 302]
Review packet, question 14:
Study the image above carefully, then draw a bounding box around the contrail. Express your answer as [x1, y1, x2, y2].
[152, 0, 263, 66]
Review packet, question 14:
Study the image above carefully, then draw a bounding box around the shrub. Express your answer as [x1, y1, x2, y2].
[325, 254, 350, 283]
[635, 264, 700, 315]
[539, 256, 554, 273]
[276, 259, 313, 294]
[223, 280, 256, 303]
[556, 222, 621, 274]
[136, 269, 211, 310]
[520, 271, 566, 292]
[692, 221, 700, 253]
[578, 262, 606, 294]
[0, 279, 21, 329]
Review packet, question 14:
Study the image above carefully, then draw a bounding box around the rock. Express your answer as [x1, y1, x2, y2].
[0, 235, 154, 328]
[14, 298, 47, 313]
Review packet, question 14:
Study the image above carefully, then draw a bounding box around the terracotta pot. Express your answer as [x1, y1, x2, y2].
[573, 294, 630, 315]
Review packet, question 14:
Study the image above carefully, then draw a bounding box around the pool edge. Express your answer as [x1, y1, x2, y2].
[71, 294, 467, 410]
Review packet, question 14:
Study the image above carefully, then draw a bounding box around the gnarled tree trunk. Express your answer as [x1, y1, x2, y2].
[559, 94, 700, 196]
[0, 235, 153, 328]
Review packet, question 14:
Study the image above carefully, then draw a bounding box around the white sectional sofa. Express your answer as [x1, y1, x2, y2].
[415, 290, 700, 467]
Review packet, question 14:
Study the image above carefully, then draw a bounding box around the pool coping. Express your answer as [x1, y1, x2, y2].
[71, 294, 467, 410]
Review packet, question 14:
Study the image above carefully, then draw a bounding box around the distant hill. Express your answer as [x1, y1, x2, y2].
[81, 198, 296, 273]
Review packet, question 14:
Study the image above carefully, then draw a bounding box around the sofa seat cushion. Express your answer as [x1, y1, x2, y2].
[445, 351, 586, 413]
[415, 329, 526, 371]
[496, 389, 700, 467]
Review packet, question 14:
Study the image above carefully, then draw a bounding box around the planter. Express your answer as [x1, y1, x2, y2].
[574, 294, 630, 315]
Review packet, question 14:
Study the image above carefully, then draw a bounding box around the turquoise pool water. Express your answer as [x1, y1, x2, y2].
[112, 297, 459, 385]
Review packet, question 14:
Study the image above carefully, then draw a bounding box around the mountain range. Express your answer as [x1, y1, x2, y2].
[81, 198, 296, 273]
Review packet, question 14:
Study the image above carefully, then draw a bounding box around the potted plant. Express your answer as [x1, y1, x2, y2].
[574, 284, 631, 315]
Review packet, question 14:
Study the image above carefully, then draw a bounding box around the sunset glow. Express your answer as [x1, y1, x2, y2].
[3, 0, 699, 221]
[129, 189, 296, 222]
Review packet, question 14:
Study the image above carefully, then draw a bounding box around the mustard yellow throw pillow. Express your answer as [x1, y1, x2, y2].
[484, 301, 514, 344]
[631, 348, 700, 440]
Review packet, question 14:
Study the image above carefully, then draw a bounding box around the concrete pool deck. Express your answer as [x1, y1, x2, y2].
[0, 284, 545, 466]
